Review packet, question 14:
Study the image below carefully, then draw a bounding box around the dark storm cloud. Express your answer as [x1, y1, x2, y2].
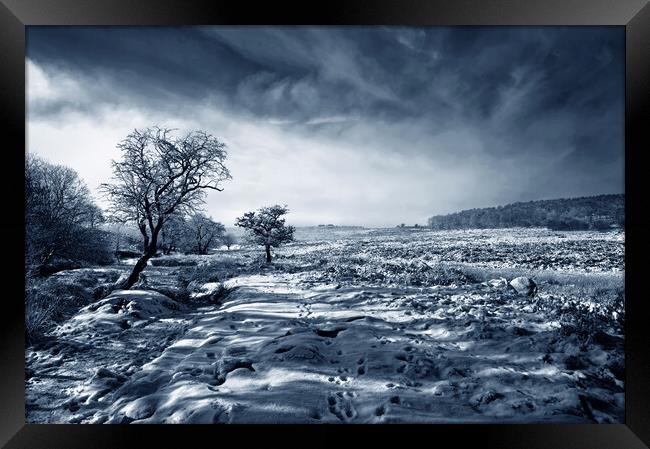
[27, 27, 622, 121]
[26, 26, 624, 223]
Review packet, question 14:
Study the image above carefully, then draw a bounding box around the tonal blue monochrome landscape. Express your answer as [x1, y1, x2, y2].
[25, 26, 624, 423]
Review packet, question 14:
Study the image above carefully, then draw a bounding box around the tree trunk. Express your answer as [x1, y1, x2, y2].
[123, 251, 152, 289]
[138, 221, 150, 253]
[265, 244, 272, 263]
[124, 223, 161, 289]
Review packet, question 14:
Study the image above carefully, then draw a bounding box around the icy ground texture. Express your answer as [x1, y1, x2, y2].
[26, 228, 624, 423]
[290, 227, 624, 276]
[28, 274, 623, 423]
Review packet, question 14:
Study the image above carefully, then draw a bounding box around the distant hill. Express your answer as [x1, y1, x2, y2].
[427, 194, 624, 231]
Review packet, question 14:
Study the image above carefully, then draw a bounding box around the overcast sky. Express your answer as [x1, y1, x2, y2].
[26, 26, 624, 227]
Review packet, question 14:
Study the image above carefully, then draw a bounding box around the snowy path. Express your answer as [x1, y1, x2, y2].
[60, 272, 621, 424]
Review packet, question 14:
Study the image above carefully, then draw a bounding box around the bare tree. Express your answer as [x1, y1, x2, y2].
[235, 205, 295, 263]
[159, 212, 186, 255]
[181, 213, 226, 255]
[222, 233, 237, 250]
[86, 204, 106, 229]
[101, 127, 231, 289]
[26, 155, 110, 273]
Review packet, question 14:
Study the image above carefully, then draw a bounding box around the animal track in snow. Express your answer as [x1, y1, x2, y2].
[297, 301, 314, 318]
[357, 356, 367, 376]
[328, 373, 350, 384]
[326, 392, 357, 422]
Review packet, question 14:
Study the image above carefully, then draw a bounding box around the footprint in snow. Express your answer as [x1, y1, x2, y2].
[357, 357, 367, 376]
[326, 392, 357, 422]
[328, 373, 352, 385]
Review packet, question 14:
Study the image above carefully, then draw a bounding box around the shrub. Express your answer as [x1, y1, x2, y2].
[25, 285, 62, 344]
[36, 258, 82, 277]
[546, 217, 589, 231]
[176, 262, 221, 288]
[115, 249, 141, 259]
[150, 257, 198, 267]
[25, 277, 71, 344]
[74, 228, 116, 265]
[589, 220, 613, 231]
[25, 269, 124, 344]
[532, 276, 625, 346]
[316, 256, 472, 287]
[149, 286, 191, 303]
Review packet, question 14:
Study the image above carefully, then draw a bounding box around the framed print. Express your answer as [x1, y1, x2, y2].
[1, 0, 649, 448]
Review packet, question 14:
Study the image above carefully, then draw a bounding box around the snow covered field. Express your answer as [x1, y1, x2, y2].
[26, 227, 625, 423]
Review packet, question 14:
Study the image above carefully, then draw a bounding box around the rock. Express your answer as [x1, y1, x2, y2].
[509, 277, 537, 297]
[488, 278, 508, 288]
[94, 367, 127, 382]
[281, 344, 324, 363]
[472, 390, 504, 406]
[189, 282, 226, 303]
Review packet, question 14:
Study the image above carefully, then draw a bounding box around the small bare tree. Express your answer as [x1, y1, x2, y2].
[101, 127, 231, 289]
[222, 233, 237, 250]
[181, 213, 226, 255]
[235, 205, 295, 263]
[159, 212, 186, 255]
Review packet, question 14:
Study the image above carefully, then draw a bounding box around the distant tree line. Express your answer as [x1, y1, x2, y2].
[427, 194, 624, 231]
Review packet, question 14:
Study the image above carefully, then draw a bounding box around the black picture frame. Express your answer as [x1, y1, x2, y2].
[1, 1, 648, 447]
